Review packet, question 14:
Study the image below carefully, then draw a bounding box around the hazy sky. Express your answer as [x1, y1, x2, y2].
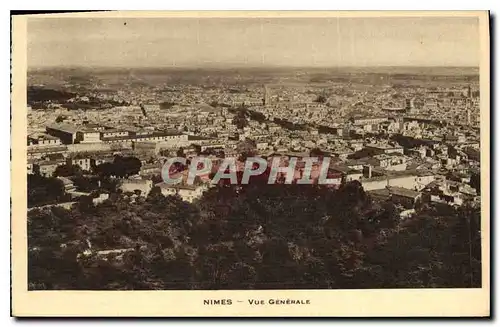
[27, 16, 479, 68]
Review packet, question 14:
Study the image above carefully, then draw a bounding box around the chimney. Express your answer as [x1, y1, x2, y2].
[362, 165, 372, 179]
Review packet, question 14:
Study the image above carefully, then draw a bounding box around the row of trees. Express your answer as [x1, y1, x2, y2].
[50, 155, 142, 179]
[29, 155, 141, 207]
[93, 156, 142, 178]
[28, 86, 130, 110]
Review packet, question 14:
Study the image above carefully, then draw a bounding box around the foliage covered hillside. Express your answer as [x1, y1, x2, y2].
[28, 180, 481, 290]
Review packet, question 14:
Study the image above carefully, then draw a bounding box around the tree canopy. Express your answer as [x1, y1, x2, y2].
[54, 163, 83, 177]
[28, 174, 70, 208]
[28, 178, 481, 290]
[94, 156, 142, 178]
[232, 110, 248, 130]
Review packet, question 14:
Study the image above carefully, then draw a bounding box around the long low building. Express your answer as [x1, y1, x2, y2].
[46, 123, 188, 146]
[28, 132, 61, 147]
[28, 145, 68, 159]
[155, 182, 209, 203]
[361, 170, 435, 192]
[101, 132, 188, 144]
[46, 124, 79, 144]
[46, 124, 102, 144]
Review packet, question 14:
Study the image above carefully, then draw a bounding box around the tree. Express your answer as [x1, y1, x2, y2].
[100, 178, 119, 193]
[192, 144, 202, 155]
[148, 186, 163, 199]
[27, 173, 482, 290]
[470, 171, 480, 195]
[72, 176, 99, 192]
[236, 139, 257, 161]
[27, 174, 67, 207]
[113, 156, 142, 177]
[232, 110, 248, 129]
[315, 95, 327, 104]
[176, 147, 186, 158]
[449, 205, 481, 287]
[95, 156, 142, 178]
[94, 162, 115, 178]
[310, 147, 325, 157]
[348, 147, 381, 160]
[54, 164, 82, 177]
[151, 174, 163, 184]
[78, 195, 94, 213]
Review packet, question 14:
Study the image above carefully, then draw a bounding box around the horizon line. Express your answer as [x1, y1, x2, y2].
[28, 64, 480, 70]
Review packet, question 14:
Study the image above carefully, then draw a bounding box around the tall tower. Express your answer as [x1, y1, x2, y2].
[405, 97, 416, 114]
[466, 98, 472, 124]
[405, 98, 411, 110]
[263, 85, 269, 106]
[467, 84, 472, 98]
[262, 84, 269, 106]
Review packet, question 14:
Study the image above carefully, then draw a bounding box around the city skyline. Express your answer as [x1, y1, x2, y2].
[15, 12, 488, 317]
[28, 16, 479, 68]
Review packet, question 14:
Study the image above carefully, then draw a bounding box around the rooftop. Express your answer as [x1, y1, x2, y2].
[388, 186, 421, 198]
[102, 131, 185, 141]
[366, 143, 403, 150]
[28, 132, 59, 141]
[188, 135, 213, 141]
[27, 145, 68, 153]
[101, 128, 128, 134]
[155, 182, 201, 191]
[46, 123, 79, 134]
[368, 188, 391, 198]
[79, 128, 101, 134]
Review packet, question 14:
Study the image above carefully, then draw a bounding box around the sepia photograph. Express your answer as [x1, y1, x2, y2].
[11, 11, 490, 317]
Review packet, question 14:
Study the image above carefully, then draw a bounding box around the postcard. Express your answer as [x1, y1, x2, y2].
[11, 10, 490, 317]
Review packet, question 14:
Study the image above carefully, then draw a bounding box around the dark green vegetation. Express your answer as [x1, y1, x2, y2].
[28, 86, 129, 110]
[28, 174, 72, 208]
[28, 180, 481, 290]
[27, 66, 479, 109]
[94, 155, 142, 178]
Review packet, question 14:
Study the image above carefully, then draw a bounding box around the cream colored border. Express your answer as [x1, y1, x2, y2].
[11, 11, 490, 317]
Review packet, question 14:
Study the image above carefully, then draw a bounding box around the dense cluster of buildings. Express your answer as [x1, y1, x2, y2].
[27, 79, 481, 213]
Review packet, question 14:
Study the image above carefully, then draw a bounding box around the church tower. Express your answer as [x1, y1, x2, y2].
[263, 85, 270, 106]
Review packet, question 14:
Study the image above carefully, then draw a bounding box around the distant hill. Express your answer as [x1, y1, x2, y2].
[27, 65, 479, 89]
[28, 65, 479, 75]
[27, 86, 75, 103]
